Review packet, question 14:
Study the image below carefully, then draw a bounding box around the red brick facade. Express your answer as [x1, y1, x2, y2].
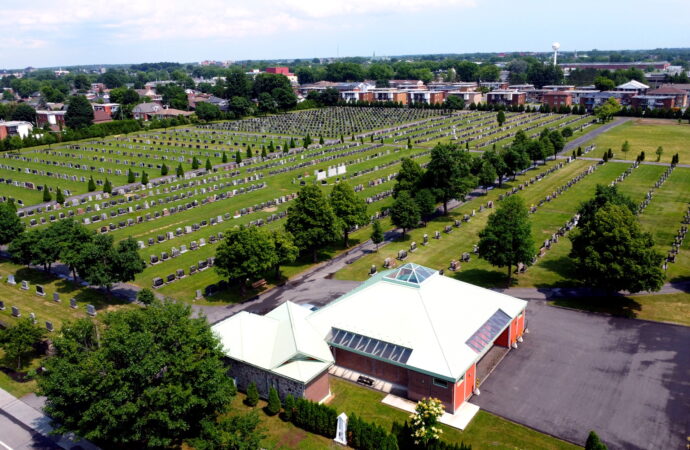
[305, 370, 331, 402]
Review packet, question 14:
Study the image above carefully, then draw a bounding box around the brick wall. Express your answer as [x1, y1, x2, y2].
[304, 371, 331, 402]
[334, 347, 409, 385]
[408, 370, 455, 412]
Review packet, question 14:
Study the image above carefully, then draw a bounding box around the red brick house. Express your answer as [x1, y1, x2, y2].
[543, 91, 573, 109]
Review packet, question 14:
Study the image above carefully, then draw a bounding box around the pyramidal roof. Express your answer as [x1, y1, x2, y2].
[212, 301, 334, 383]
[617, 80, 649, 90]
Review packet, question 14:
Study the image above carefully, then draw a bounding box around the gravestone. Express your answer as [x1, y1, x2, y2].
[195, 289, 202, 300]
[0, 300, 4, 310]
[423, 234, 429, 245]
[46, 321, 54, 332]
[7, 274, 16, 285]
[36, 285, 46, 296]
[70, 298, 78, 309]
[11, 306, 20, 317]
[410, 242, 417, 252]
[369, 265, 377, 276]
[53, 292, 60, 303]
[87, 304, 96, 316]
[21, 280, 30, 290]
[29, 312, 36, 324]
[333, 412, 348, 445]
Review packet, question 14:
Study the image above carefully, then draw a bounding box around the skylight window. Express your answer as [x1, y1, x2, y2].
[384, 263, 436, 286]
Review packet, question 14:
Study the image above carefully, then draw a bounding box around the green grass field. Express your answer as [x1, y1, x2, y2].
[223, 377, 579, 449]
[588, 118, 690, 163]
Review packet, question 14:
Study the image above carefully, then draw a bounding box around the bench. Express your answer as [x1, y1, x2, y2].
[251, 279, 267, 290]
[357, 375, 374, 387]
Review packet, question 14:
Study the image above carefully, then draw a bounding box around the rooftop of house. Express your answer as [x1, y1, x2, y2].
[616, 80, 650, 90]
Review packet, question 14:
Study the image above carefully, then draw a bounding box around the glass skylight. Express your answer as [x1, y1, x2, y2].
[384, 263, 436, 286]
[328, 328, 412, 365]
[465, 309, 511, 353]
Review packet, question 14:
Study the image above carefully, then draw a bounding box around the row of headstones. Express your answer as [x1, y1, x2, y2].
[499, 162, 568, 205]
[3, 277, 96, 331]
[666, 216, 688, 268]
[378, 112, 468, 141]
[152, 257, 216, 288]
[93, 182, 268, 235]
[529, 164, 598, 214]
[537, 214, 580, 259]
[207, 107, 444, 136]
[404, 112, 503, 142]
[639, 165, 674, 215]
[609, 162, 640, 188]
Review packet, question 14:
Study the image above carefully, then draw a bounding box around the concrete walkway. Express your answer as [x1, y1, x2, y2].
[0, 388, 98, 450]
[381, 394, 480, 431]
[563, 117, 631, 153]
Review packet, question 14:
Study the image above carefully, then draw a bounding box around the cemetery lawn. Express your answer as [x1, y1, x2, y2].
[587, 118, 690, 163]
[0, 260, 135, 329]
[326, 377, 578, 449]
[552, 292, 690, 327]
[335, 159, 624, 286]
[0, 349, 41, 397]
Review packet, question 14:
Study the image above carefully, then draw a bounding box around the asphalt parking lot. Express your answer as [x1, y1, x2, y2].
[473, 301, 690, 449]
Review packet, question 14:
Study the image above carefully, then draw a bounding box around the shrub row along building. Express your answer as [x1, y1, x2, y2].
[212, 263, 527, 413]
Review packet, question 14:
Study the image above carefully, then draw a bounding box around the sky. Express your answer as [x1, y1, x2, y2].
[2, 0, 690, 69]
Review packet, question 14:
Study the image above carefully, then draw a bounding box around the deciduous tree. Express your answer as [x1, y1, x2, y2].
[330, 182, 369, 247]
[39, 301, 236, 448]
[285, 185, 340, 262]
[391, 191, 420, 238]
[478, 195, 535, 282]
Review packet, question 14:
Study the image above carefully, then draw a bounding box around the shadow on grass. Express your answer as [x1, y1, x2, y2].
[531, 256, 583, 289]
[552, 295, 642, 319]
[453, 268, 516, 288]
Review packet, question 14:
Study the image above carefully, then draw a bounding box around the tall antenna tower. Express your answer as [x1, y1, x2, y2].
[552, 42, 561, 66]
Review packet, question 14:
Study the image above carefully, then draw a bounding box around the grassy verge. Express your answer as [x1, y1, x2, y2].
[552, 292, 690, 327]
[327, 377, 579, 449]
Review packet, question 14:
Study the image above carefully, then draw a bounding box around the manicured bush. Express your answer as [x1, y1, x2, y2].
[266, 386, 281, 416]
[245, 382, 259, 407]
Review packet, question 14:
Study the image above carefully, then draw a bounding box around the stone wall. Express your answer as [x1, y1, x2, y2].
[227, 358, 306, 400]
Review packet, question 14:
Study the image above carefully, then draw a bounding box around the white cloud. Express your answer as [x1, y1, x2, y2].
[6, 0, 477, 43]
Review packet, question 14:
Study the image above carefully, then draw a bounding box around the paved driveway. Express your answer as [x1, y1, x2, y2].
[473, 301, 690, 449]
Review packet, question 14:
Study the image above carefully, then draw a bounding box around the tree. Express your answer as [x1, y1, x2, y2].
[478, 195, 535, 283]
[55, 186, 65, 204]
[393, 158, 424, 198]
[65, 95, 94, 129]
[141, 171, 149, 185]
[192, 156, 200, 170]
[245, 382, 259, 407]
[42, 184, 52, 202]
[11, 103, 36, 123]
[38, 301, 236, 448]
[137, 288, 155, 306]
[593, 97, 621, 122]
[87, 176, 96, 192]
[330, 182, 369, 247]
[270, 230, 299, 278]
[285, 185, 340, 262]
[222, 152, 228, 163]
[621, 140, 631, 158]
[76, 234, 145, 290]
[585, 431, 608, 450]
[54, 219, 93, 281]
[161, 163, 169, 176]
[478, 160, 497, 192]
[561, 127, 574, 138]
[214, 226, 276, 289]
[192, 412, 264, 450]
[482, 149, 507, 186]
[176, 164, 184, 177]
[0, 318, 45, 370]
[235, 151, 242, 164]
[409, 398, 444, 447]
[594, 76, 616, 91]
[371, 220, 384, 251]
[424, 143, 476, 215]
[390, 191, 420, 238]
[444, 95, 465, 110]
[578, 184, 637, 228]
[415, 189, 437, 225]
[195, 102, 221, 121]
[246, 147, 253, 158]
[206, 158, 212, 171]
[266, 386, 282, 416]
[569, 204, 664, 293]
[497, 110, 506, 127]
[282, 395, 296, 421]
[258, 92, 277, 114]
[655, 146, 663, 162]
[128, 168, 135, 183]
[548, 130, 565, 156]
[272, 87, 297, 112]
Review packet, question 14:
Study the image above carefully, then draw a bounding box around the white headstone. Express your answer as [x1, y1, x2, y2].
[7, 274, 16, 285]
[334, 412, 348, 445]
